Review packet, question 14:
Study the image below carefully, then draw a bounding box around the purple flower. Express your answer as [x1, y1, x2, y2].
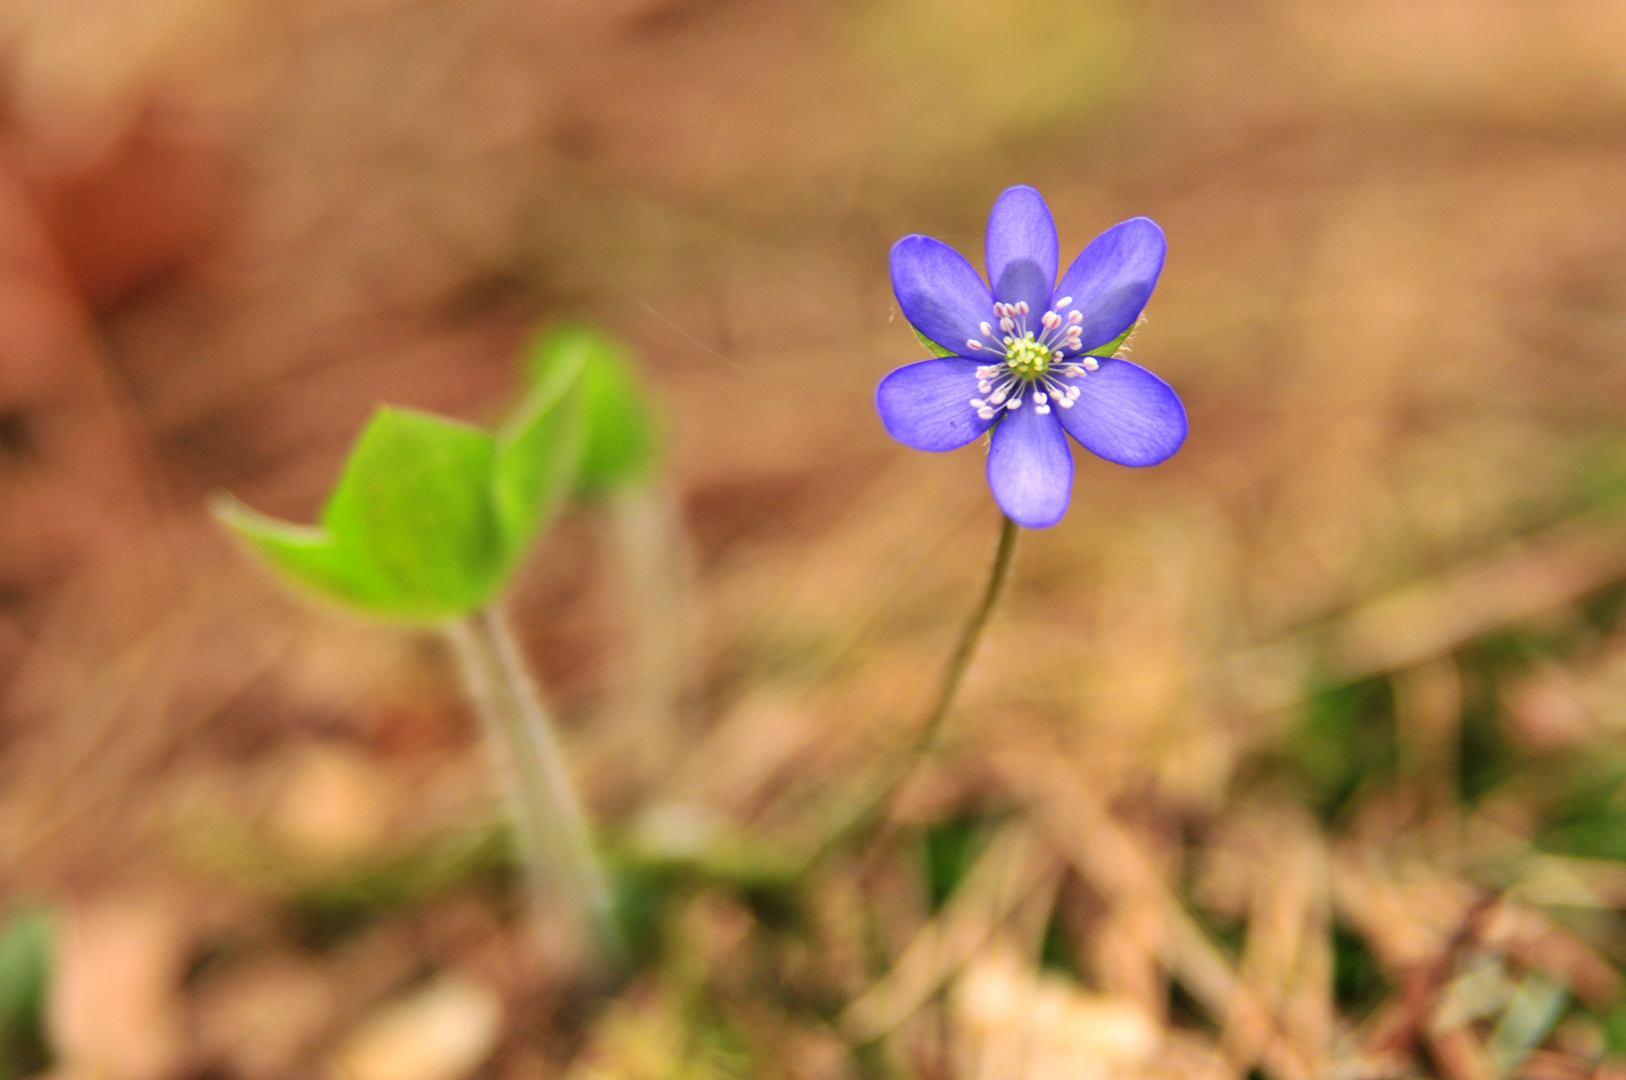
[876, 186, 1187, 529]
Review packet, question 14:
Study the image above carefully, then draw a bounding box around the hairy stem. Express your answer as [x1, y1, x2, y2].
[910, 514, 1020, 759]
[447, 608, 622, 973]
[824, 514, 1020, 862]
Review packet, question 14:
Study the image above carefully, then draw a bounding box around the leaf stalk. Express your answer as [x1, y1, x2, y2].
[447, 608, 623, 975]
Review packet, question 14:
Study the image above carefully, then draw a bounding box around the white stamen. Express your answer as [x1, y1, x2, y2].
[1036, 404, 1050, 414]
[1041, 311, 1061, 330]
[1068, 311, 1082, 324]
[980, 322, 994, 337]
[1083, 357, 1099, 371]
[1057, 398, 1072, 409]
[1015, 301, 1029, 315]
[1006, 397, 1021, 409]
[967, 339, 983, 350]
[999, 317, 1015, 332]
[1055, 296, 1073, 308]
[1033, 392, 1048, 405]
[1066, 325, 1083, 338]
[978, 406, 995, 419]
[990, 390, 1008, 404]
[978, 381, 992, 393]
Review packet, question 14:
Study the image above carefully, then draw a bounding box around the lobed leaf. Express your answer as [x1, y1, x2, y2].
[493, 347, 588, 559]
[219, 325, 648, 621]
[220, 407, 519, 621]
[527, 323, 657, 497]
[213, 501, 397, 612]
[319, 407, 504, 617]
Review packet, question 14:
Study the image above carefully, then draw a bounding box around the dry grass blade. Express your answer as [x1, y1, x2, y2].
[839, 822, 1061, 1044]
[1431, 1026, 1500, 1080]
[992, 747, 1314, 1080]
[1224, 514, 1626, 722]
[1478, 902, 1621, 1009]
[1327, 516, 1626, 679]
[1333, 843, 1491, 1066]
[1221, 808, 1333, 1076]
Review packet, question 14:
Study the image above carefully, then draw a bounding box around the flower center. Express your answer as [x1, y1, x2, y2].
[1005, 333, 1052, 378]
[962, 298, 1099, 421]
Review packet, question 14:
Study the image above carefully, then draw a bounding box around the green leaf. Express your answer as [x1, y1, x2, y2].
[320, 407, 504, 616]
[0, 906, 52, 1080]
[910, 323, 959, 358]
[493, 352, 587, 559]
[220, 408, 508, 621]
[526, 324, 656, 498]
[218, 346, 598, 621]
[213, 500, 398, 612]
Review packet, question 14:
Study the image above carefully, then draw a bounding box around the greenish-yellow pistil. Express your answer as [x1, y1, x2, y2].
[1004, 332, 1053, 378]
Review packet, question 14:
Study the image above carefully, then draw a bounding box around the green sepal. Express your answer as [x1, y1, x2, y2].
[1086, 320, 1138, 358]
[910, 305, 1141, 362]
[910, 313, 1139, 361]
[910, 323, 959, 358]
[526, 324, 656, 498]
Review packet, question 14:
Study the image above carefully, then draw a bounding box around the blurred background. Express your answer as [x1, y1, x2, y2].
[6, 0, 1626, 1077]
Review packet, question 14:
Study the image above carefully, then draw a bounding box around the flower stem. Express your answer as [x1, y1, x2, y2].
[910, 513, 1020, 760]
[821, 514, 1020, 861]
[447, 608, 622, 975]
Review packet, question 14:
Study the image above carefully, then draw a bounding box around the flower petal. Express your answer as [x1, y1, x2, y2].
[1054, 358, 1187, 467]
[985, 185, 1058, 317]
[876, 357, 994, 451]
[987, 398, 1073, 528]
[891, 235, 995, 357]
[1053, 217, 1166, 352]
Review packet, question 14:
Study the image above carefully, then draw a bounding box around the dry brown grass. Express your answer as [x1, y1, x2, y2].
[6, 1, 1626, 1077]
